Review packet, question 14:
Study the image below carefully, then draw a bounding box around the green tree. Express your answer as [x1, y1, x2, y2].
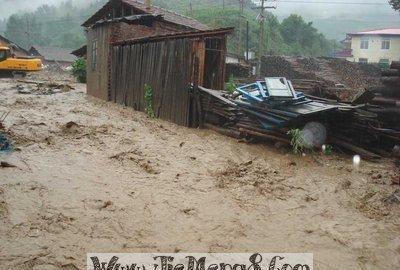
[4, 15, 24, 47]
[389, 0, 400, 12]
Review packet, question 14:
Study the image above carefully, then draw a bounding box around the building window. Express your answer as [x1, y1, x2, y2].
[381, 39, 390, 50]
[360, 38, 369, 50]
[359, 58, 368, 64]
[91, 40, 97, 71]
[379, 59, 389, 64]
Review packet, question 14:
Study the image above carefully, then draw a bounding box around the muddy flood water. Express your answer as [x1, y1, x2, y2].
[0, 77, 399, 270]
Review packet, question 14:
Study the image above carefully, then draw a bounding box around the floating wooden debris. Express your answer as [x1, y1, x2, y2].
[199, 76, 399, 158]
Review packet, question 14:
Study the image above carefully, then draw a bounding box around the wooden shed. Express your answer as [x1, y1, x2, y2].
[82, 0, 233, 126]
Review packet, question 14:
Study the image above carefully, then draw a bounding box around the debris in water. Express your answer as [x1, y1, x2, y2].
[383, 189, 400, 204]
[16, 80, 74, 95]
[0, 133, 12, 153]
[0, 161, 16, 168]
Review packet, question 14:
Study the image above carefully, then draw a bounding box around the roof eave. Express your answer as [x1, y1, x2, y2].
[112, 27, 234, 46]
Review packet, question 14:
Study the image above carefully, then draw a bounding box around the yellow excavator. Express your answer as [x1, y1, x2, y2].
[0, 46, 42, 77]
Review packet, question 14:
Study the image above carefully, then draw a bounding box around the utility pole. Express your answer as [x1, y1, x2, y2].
[222, 0, 225, 9]
[255, 0, 276, 77]
[237, 0, 244, 56]
[189, 1, 193, 16]
[25, 17, 31, 48]
[246, 20, 249, 63]
[259, 0, 265, 75]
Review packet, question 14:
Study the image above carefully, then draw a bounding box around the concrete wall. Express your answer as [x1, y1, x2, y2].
[348, 35, 400, 64]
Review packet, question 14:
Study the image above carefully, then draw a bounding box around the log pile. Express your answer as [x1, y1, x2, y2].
[199, 87, 290, 144]
[367, 61, 400, 150]
[355, 61, 400, 130]
[260, 56, 381, 102]
[291, 79, 355, 102]
[323, 61, 400, 158]
[225, 63, 251, 80]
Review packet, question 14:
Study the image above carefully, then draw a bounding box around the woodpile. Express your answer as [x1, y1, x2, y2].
[199, 87, 290, 144]
[355, 61, 400, 130]
[327, 61, 400, 158]
[225, 63, 251, 80]
[199, 81, 399, 159]
[260, 56, 381, 102]
[291, 79, 356, 102]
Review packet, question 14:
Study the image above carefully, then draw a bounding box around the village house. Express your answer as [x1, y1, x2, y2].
[344, 27, 400, 65]
[82, 0, 233, 127]
[29, 46, 77, 66]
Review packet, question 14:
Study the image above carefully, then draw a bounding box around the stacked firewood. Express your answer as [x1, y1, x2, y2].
[291, 79, 356, 102]
[199, 87, 290, 144]
[369, 61, 400, 130]
[355, 61, 400, 129]
[261, 56, 381, 102]
[328, 61, 400, 158]
[225, 63, 251, 81]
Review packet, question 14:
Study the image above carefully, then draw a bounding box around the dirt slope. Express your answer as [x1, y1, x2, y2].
[0, 78, 399, 270]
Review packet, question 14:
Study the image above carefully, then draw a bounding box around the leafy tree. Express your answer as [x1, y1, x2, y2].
[389, 0, 400, 12]
[3, 0, 334, 57]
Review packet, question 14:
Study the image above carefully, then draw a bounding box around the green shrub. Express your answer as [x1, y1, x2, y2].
[72, 58, 87, 83]
[225, 75, 237, 94]
[323, 144, 333, 155]
[144, 84, 155, 118]
[288, 128, 303, 154]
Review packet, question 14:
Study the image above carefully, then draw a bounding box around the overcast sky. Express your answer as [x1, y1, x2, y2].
[0, 0, 91, 19]
[253, 0, 399, 19]
[1, 0, 399, 20]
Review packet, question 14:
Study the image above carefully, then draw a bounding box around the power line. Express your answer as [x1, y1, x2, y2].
[276, 0, 388, 5]
[238, 0, 245, 55]
[254, 0, 277, 76]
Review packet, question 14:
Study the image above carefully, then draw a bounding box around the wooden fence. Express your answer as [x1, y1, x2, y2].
[110, 38, 194, 127]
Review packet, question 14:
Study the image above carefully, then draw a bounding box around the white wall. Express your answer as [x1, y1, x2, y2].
[348, 35, 400, 64]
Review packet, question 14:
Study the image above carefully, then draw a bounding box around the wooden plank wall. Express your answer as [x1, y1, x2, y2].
[204, 37, 227, 90]
[110, 38, 195, 126]
[86, 25, 112, 100]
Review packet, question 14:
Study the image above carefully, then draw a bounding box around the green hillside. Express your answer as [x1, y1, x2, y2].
[1, 0, 338, 57]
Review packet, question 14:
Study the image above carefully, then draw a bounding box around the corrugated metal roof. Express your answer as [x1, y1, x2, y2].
[349, 28, 400, 36]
